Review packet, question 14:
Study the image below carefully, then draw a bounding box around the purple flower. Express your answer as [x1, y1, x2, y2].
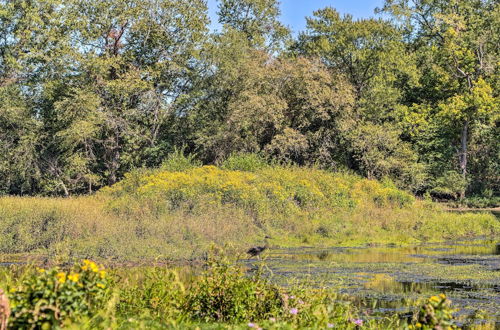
[351, 319, 364, 326]
[327, 323, 334, 328]
[290, 308, 299, 315]
[290, 295, 295, 299]
[248, 323, 256, 328]
[269, 317, 276, 322]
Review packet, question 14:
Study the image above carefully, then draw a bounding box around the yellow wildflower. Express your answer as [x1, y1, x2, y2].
[67, 273, 79, 282]
[82, 259, 99, 272]
[96, 283, 106, 289]
[56, 272, 66, 284]
[416, 323, 422, 328]
[430, 295, 440, 302]
[36, 267, 45, 273]
[439, 293, 446, 299]
[99, 270, 106, 279]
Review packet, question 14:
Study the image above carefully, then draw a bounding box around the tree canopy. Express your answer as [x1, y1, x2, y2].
[0, 0, 498, 199]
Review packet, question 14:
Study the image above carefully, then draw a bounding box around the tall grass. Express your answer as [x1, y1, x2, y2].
[0, 161, 498, 260]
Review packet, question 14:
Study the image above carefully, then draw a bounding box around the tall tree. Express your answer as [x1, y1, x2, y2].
[382, 0, 500, 197]
[217, 0, 290, 50]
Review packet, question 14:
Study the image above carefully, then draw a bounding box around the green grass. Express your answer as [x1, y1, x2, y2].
[0, 164, 498, 261]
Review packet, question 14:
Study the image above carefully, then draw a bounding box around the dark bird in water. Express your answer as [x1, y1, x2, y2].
[247, 236, 272, 258]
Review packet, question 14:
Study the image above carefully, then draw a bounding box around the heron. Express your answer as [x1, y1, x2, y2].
[247, 235, 272, 258]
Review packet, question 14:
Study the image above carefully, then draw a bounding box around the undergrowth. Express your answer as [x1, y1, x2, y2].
[1, 252, 490, 329]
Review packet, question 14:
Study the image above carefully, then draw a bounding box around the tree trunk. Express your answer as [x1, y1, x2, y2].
[459, 120, 468, 200]
[60, 180, 69, 197]
[108, 149, 119, 186]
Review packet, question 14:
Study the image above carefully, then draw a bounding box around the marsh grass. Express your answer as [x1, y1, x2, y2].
[0, 164, 498, 261]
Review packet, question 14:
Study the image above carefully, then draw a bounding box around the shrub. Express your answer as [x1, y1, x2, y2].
[117, 268, 186, 322]
[221, 153, 269, 172]
[430, 171, 468, 201]
[409, 294, 459, 330]
[160, 148, 202, 172]
[184, 247, 284, 323]
[8, 260, 109, 328]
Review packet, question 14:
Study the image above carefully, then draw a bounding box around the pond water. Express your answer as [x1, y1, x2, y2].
[244, 239, 499, 326]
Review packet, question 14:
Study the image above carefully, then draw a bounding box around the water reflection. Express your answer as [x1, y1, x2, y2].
[258, 239, 500, 325]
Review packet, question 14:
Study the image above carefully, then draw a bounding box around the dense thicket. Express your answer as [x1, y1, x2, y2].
[0, 0, 498, 199]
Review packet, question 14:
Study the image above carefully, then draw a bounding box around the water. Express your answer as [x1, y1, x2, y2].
[246, 239, 500, 326]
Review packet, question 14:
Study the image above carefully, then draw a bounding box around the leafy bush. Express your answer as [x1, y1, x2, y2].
[160, 148, 202, 172]
[430, 171, 468, 201]
[185, 247, 284, 323]
[221, 153, 269, 172]
[117, 268, 186, 322]
[409, 294, 459, 329]
[8, 260, 109, 328]
[462, 196, 500, 208]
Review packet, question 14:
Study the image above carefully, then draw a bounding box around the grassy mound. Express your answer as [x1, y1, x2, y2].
[0, 163, 498, 260]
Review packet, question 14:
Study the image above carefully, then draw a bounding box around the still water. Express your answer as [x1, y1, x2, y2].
[246, 239, 499, 325]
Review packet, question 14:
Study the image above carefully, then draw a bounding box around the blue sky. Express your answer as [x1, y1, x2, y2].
[207, 0, 386, 34]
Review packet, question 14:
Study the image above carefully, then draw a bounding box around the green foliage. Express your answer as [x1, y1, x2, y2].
[161, 149, 202, 172]
[8, 260, 109, 329]
[217, 0, 290, 49]
[409, 294, 459, 330]
[3, 257, 485, 329]
[185, 247, 283, 323]
[430, 171, 468, 201]
[459, 196, 500, 209]
[0, 0, 498, 199]
[221, 153, 269, 172]
[117, 268, 186, 322]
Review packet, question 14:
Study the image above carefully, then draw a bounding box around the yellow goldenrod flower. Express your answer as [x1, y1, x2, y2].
[90, 263, 99, 272]
[56, 272, 66, 284]
[68, 273, 79, 282]
[82, 259, 99, 272]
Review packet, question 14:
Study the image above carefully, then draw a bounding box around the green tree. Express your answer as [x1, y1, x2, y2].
[382, 0, 500, 197]
[217, 0, 290, 50]
[190, 29, 354, 165]
[296, 8, 419, 122]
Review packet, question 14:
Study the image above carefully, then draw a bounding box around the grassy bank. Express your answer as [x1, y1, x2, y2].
[0, 160, 498, 261]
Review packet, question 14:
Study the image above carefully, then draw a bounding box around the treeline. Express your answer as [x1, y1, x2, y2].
[0, 0, 498, 198]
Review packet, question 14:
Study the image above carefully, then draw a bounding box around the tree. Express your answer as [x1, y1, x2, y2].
[295, 7, 419, 123]
[189, 29, 354, 165]
[382, 0, 500, 197]
[0, 0, 210, 195]
[217, 0, 290, 50]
